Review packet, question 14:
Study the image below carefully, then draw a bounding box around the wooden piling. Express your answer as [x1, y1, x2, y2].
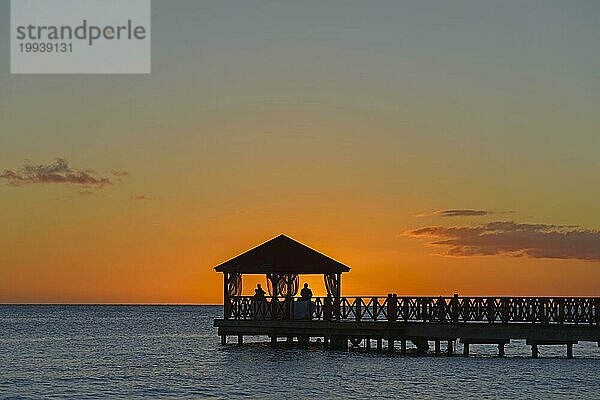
[434, 340, 441, 356]
[220, 335, 226, 345]
[400, 339, 406, 355]
[447, 340, 453, 356]
[531, 344, 539, 358]
[331, 336, 348, 351]
[567, 343, 573, 359]
[463, 342, 469, 357]
[377, 338, 383, 351]
[237, 334, 243, 345]
[498, 343, 505, 357]
[298, 335, 309, 348]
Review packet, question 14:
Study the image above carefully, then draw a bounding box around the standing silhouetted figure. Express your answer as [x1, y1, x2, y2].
[300, 283, 312, 300]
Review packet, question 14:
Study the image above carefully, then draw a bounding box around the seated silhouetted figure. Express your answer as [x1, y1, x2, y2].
[300, 283, 312, 301]
[254, 283, 265, 298]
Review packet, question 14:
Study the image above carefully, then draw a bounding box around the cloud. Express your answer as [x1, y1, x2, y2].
[418, 209, 514, 217]
[130, 195, 149, 201]
[434, 209, 491, 217]
[1, 158, 111, 188]
[404, 221, 600, 261]
[111, 170, 129, 177]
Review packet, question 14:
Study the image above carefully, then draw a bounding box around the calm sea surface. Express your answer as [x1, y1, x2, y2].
[1, 305, 599, 399]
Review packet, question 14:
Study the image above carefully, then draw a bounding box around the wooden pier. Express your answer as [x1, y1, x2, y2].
[213, 234, 600, 358]
[215, 294, 600, 358]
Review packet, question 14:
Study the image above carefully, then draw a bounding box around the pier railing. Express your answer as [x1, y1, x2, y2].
[225, 295, 600, 325]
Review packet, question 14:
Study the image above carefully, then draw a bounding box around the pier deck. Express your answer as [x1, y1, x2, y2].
[215, 295, 600, 358]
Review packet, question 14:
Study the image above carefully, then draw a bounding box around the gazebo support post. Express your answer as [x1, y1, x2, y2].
[223, 272, 229, 319]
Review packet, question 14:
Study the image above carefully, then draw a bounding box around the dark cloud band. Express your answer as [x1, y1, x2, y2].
[405, 221, 600, 262]
[418, 209, 515, 217]
[433, 209, 491, 217]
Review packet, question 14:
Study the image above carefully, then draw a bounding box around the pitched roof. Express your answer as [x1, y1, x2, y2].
[213, 234, 350, 274]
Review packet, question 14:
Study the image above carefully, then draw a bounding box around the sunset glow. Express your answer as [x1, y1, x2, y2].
[1, 1, 599, 304]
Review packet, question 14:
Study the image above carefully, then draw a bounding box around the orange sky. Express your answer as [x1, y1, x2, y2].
[1, 1, 599, 303]
[2, 210, 599, 304]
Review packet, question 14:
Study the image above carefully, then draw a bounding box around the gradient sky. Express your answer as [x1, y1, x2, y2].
[1, 0, 599, 303]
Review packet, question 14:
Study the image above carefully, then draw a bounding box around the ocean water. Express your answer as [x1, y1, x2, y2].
[1, 306, 599, 399]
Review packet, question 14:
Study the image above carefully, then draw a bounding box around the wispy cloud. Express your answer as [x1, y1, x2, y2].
[418, 209, 513, 218]
[130, 195, 149, 201]
[112, 170, 129, 177]
[434, 209, 491, 217]
[405, 221, 600, 261]
[1, 158, 111, 188]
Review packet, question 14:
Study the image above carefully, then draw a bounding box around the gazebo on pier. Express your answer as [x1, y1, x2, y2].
[214, 234, 350, 320]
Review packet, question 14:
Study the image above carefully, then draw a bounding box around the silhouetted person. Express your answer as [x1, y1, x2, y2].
[254, 283, 265, 298]
[252, 283, 266, 320]
[300, 283, 312, 300]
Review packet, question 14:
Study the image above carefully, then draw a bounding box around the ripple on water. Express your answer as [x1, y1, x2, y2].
[1, 305, 599, 399]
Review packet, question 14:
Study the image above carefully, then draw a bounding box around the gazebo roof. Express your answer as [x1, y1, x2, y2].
[213, 234, 350, 274]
